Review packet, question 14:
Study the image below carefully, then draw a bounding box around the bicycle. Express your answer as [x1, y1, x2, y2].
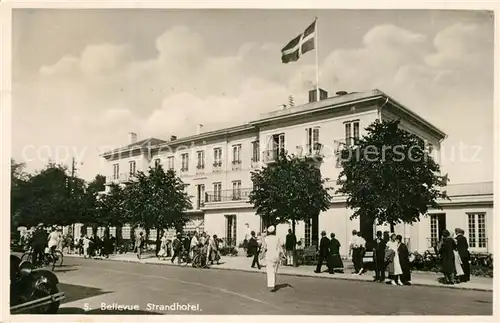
[21, 248, 64, 271]
[192, 247, 208, 269]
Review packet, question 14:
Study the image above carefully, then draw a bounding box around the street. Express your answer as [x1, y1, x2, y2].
[49, 256, 492, 315]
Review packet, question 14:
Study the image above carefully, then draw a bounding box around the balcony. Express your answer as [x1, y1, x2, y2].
[196, 164, 205, 175]
[107, 172, 136, 185]
[262, 148, 285, 164]
[205, 188, 252, 203]
[212, 161, 222, 172]
[251, 158, 260, 169]
[231, 160, 242, 171]
[296, 143, 324, 160]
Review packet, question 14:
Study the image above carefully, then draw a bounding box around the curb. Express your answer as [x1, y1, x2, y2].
[62, 254, 492, 292]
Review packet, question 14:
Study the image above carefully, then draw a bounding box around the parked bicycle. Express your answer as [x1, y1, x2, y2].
[21, 248, 64, 271]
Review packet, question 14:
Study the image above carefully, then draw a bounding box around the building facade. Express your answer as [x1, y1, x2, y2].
[100, 89, 493, 255]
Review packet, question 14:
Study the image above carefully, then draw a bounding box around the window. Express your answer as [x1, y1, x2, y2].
[430, 215, 438, 247]
[181, 153, 189, 172]
[304, 219, 312, 247]
[225, 214, 237, 247]
[251, 141, 260, 163]
[197, 184, 205, 209]
[232, 144, 242, 170]
[266, 133, 285, 161]
[213, 182, 222, 202]
[154, 158, 161, 168]
[232, 181, 241, 200]
[197, 151, 205, 170]
[213, 148, 222, 170]
[468, 213, 487, 249]
[129, 161, 136, 175]
[113, 164, 119, 180]
[305, 127, 320, 155]
[345, 120, 360, 146]
[167, 156, 174, 170]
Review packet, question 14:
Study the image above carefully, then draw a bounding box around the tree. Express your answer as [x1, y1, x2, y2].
[125, 165, 192, 252]
[11, 159, 30, 231]
[249, 153, 332, 266]
[13, 162, 86, 227]
[336, 119, 449, 229]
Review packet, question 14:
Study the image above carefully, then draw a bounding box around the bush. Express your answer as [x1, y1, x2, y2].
[409, 250, 493, 277]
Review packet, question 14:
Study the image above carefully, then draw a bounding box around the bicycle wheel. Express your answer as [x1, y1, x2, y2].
[21, 252, 32, 263]
[192, 254, 200, 268]
[53, 251, 64, 267]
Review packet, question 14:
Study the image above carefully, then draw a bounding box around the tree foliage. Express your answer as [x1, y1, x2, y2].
[336, 119, 449, 226]
[11, 161, 86, 227]
[249, 153, 332, 228]
[125, 165, 192, 231]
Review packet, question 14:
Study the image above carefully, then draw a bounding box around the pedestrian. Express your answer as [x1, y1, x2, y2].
[248, 231, 261, 269]
[47, 227, 60, 255]
[31, 223, 48, 267]
[212, 234, 221, 265]
[158, 232, 168, 260]
[386, 233, 403, 285]
[190, 231, 200, 260]
[264, 226, 282, 292]
[171, 232, 182, 264]
[329, 233, 343, 273]
[136, 232, 145, 260]
[243, 223, 251, 255]
[439, 230, 457, 284]
[455, 228, 470, 282]
[373, 231, 387, 282]
[83, 234, 91, 259]
[349, 230, 358, 274]
[355, 231, 366, 275]
[285, 228, 296, 266]
[451, 232, 465, 283]
[395, 235, 411, 285]
[315, 231, 332, 274]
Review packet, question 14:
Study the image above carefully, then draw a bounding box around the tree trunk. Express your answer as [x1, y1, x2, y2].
[155, 228, 162, 255]
[292, 219, 298, 267]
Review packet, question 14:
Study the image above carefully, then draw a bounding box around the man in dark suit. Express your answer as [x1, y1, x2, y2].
[315, 231, 332, 274]
[30, 223, 47, 267]
[455, 228, 470, 282]
[373, 231, 387, 282]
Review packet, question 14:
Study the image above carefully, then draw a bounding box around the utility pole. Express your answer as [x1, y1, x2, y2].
[70, 157, 76, 237]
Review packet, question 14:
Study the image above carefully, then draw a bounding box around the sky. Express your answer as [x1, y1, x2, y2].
[11, 9, 494, 183]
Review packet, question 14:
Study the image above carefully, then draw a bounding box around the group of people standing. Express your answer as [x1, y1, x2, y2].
[438, 228, 470, 284]
[75, 232, 116, 259]
[157, 231, 221, 266]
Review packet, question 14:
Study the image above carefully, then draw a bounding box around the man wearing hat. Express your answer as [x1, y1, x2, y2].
[171, 232, 182, 264]
[31, 223, 47, 267]
[264, 225, 282, 292]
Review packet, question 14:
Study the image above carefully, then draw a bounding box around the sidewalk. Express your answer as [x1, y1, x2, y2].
[64, 252, 493, 292]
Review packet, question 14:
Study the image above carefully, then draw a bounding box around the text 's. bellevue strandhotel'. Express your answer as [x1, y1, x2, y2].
[100, 89, 493, 256]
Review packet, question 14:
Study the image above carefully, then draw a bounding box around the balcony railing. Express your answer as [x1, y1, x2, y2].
[296, 143, 324, 159]
[231, 160, 242, 170]
[263, 148, 285, 163]
[213, 161, 222, 172]
[108, 172, 136, 184]
[205, 188, 252, 203]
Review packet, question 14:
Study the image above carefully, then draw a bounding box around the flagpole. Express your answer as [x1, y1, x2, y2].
[315, 17, 320, 102]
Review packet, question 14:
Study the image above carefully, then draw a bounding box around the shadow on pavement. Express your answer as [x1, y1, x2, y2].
[274, 283, 294, 291]
[59, 283, 112, 304]
[58, 307, 162, 315]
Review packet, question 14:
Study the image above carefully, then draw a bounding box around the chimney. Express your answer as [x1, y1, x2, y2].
[336, 91, 348, 96]
[197, 124, 204, 135]
[128, 132, 137, 144]
[170, 135, 177, 141]
[308, 88, 328, 103]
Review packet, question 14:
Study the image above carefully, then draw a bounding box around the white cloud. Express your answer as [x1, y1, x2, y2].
[14, 22, 493, 183]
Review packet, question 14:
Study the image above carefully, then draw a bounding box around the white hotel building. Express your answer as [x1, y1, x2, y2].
[100, 89, 493, 256]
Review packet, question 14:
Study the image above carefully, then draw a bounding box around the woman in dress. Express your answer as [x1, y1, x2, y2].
[385, 233, 403, 285]
[455, 228, 470, 282]
[264, 226, 282, 292]
[83, 234, 91, 259]
[158, 232, 168, 260]
[396, 235, 411, 285]
[329, 233, 344, 272]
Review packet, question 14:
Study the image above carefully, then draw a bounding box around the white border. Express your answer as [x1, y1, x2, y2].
[1, 1, 499, 323]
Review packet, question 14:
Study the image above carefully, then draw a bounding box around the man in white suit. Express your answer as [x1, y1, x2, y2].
[264, 226, 282, 292]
